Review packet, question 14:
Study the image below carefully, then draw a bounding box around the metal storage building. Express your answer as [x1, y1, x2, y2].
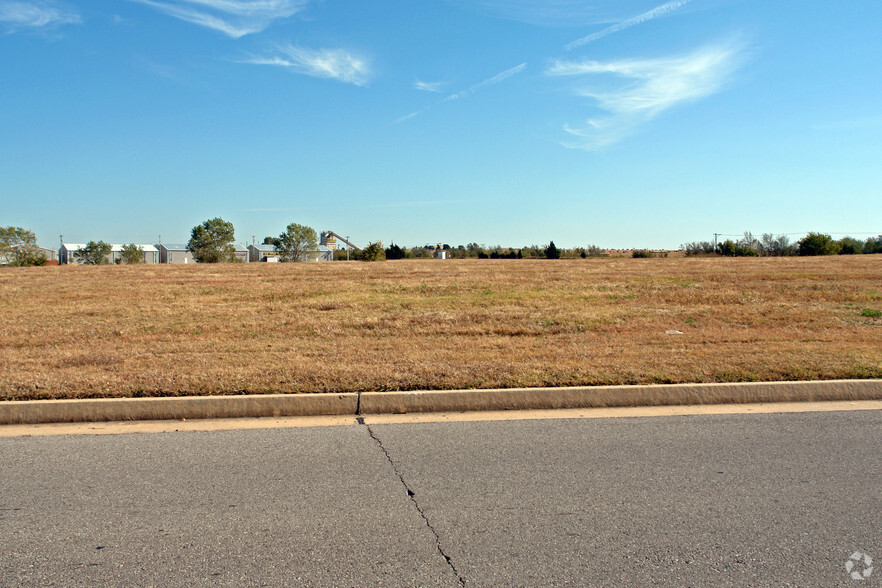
[110, 244, 159, 264]
[59, 243, 87, 265]
[233, 244, 250, 263]
[248, 244, 332, 262]
[157, 244, 195, 264]
[158, 243, 249, 263]
[248, 244, 280, 262]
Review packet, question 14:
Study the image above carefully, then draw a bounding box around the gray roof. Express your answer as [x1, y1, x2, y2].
[250, 244, 277, 253]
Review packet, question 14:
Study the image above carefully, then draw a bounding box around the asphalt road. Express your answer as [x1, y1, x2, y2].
[1, 410, 879, 586]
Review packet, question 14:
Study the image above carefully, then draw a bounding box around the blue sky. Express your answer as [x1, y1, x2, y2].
[2, 0, 880, 250]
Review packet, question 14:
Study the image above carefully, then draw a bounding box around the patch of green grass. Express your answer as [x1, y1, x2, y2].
[861, 308, 881, 318]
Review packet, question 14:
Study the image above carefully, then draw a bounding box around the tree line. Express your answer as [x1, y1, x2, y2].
[4, 220, 881, 267]
[682, 232, 882, 257]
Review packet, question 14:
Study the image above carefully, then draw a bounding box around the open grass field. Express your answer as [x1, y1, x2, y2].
[1, 256, 880, 401]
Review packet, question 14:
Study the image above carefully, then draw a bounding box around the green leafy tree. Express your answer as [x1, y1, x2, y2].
[545, 241, 561, 259]
[118, 243, 144, 264]
[272, 222, 318, 262]
[837, 236, 864, 255]
[385, 243, 406, 260]
[75, 241, 112, 265]
[188, 217, 236, 263]
[864, 235, 882, 254]
[358, 241, 386, 261]
[798, 232, 839, 256]
[0, 226, 46, 266]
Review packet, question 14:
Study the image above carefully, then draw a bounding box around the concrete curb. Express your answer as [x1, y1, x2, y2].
[0, 393, 358, 425]
[359, 380, 882, 414]
[0, 380, 880, 425]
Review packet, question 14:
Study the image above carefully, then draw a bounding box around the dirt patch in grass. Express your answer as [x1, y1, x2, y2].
[1, 256, 880, 400]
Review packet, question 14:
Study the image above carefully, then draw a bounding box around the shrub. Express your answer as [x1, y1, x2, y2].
[716, 240, 737, 256]
[0, 227, 47, 267]
[837, 237, 863, 255]
[358, 241, 386, 262]
[632, 249, 654, 258]
[863, 235, 882, 254]
[798, 232, 839, 256]
[384, 243, 406, 260]
[682, 242, 715, 256]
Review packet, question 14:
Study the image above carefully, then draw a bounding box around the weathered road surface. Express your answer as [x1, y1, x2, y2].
[1, 410, 880, 586]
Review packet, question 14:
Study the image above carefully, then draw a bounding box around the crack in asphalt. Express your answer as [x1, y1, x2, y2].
[357, 416, 465, 586]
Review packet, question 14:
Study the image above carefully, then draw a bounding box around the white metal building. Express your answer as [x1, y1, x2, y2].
[109, 244, 159, 264]
[59, 243, 87, 265]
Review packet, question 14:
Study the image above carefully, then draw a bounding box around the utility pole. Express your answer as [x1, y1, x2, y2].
[714, 233, 721, 251]
[346, 236, 350, 261]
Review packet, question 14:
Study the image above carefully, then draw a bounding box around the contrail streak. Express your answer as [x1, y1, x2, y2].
[396, 63, 527, 123]
[565, 0, 692, 51]
[445, 62, 527, 101]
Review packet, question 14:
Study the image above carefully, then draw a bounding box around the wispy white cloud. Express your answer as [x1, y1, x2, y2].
[413, 79, 446, 93]
[548, 40, 746, 149]
[0, 1, 80, 32]
[397, 63, 527, 123]
[130, 0, 308, 38]
[566, 0, 692, 50]
[242, 44, 371, 86]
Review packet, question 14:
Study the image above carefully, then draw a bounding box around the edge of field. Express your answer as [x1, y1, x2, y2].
[1, 379, 881, 425]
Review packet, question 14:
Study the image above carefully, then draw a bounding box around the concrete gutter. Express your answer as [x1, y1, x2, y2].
[1, 379, 880, 426]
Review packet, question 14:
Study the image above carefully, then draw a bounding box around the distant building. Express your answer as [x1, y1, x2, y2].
[249, 243, 332, 262]
[233, 244, 249, 263]
[157, 243, 247, 263]
[156, 244, 194, 264]
[110, 244, 159, 264]
[39, 247, 58, 264]
[60, 244, 158, 264]
[320, 232, 337, 250]
[59, 243, 86, 265]
[312, 245, 333, 262]
[248, 243, 280, 262]
[0, 247, 57, 266]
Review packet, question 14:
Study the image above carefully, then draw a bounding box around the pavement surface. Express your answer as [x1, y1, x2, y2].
[1, 407, 880, 586]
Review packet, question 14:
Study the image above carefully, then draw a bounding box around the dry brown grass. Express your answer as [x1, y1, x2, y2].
[1, 256, 880, 400]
